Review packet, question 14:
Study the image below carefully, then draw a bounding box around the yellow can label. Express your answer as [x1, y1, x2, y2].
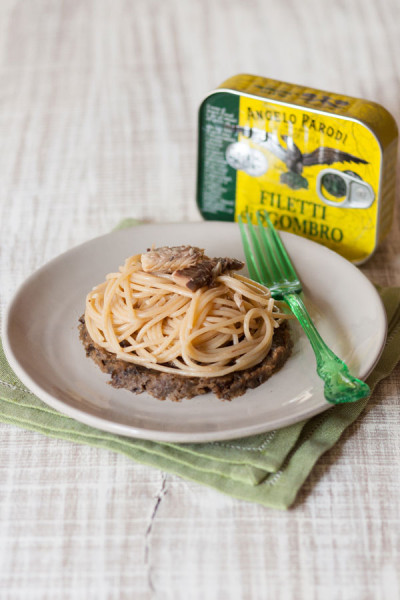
[197, 77, 398, 263]
[234, 96, 381, 262]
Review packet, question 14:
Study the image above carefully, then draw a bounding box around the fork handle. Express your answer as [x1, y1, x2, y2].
[284, 293, 370, 404]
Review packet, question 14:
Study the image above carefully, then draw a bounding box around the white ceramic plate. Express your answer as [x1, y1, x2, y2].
[3, 222, 387, 443]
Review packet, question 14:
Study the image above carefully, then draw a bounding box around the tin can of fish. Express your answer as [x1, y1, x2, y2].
[197, 74, 398, 263]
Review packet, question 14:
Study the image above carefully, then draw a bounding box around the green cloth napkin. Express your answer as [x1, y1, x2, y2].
[1, 226, 400, 509]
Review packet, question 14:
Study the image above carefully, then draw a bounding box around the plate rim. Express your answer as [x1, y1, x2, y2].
[2, 222, 387, 442]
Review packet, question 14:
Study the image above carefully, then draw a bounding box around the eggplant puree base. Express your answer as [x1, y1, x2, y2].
[78, 317, 292, 401]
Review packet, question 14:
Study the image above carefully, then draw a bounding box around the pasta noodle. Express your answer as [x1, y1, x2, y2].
[84, 253, 290, 378]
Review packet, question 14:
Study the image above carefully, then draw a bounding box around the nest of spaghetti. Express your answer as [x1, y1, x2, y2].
[79, 245, 293, 401]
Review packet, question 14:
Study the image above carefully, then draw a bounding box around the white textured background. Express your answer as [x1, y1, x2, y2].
[0, 1, 399, 598]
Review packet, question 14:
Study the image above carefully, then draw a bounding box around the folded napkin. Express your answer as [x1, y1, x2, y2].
[1, 225, 400, 509]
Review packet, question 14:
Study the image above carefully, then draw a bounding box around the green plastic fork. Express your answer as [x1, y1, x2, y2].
[238, 210, 371, 404]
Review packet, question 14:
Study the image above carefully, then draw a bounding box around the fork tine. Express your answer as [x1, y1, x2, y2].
[255, 211, 283, 282]
[258, 210, 299, 281]
[238, 215, 262, 282]
[244, 212, 275, 284]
